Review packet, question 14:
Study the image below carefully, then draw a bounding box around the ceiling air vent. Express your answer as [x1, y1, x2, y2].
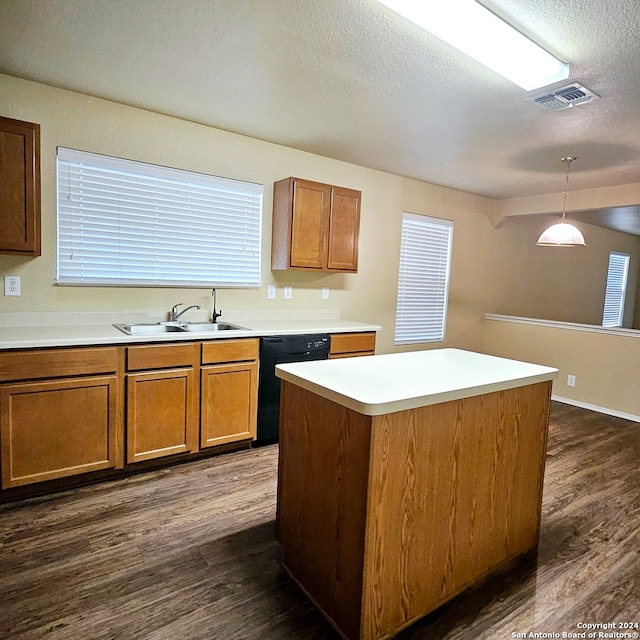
[527, 83, 600, 112]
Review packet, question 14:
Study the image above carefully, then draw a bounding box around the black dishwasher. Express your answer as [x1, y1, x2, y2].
[255, 334, 330, 446]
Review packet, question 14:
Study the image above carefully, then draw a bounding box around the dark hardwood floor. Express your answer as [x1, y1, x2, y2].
[1, 401, 638, 639]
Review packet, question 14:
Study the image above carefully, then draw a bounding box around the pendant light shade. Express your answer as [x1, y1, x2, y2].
[536, 156, 586, 247]
[536, 221, 586, 246]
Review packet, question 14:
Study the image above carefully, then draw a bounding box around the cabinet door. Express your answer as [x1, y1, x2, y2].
[327, 187, 360, 272]
[127, 368, 197, 463]
[0, 376, 117, 488]
[201, 362, 257, 448]
[290, 179, 330, 269]
[0, 116, 40, 255]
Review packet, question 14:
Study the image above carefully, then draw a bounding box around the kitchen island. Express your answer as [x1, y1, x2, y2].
[275, 349, 558, 640]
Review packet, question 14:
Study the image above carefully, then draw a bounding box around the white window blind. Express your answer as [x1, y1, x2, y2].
[57, 147, 263, 287]
[602, 251, 629, 327]
[394, 212, 453, 344]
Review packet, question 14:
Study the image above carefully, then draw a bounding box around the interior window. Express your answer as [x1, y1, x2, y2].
[602, 251, 630, 327]
[394, 212, 453, 344]
[57, 147, 263, 288]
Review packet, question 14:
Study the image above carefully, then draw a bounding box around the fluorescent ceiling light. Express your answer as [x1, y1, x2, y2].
[376, 0, 569, 91]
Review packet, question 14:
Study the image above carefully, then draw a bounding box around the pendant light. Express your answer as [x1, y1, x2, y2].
[536, 156, 586, 247]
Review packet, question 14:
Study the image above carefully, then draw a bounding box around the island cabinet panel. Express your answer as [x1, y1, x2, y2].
[276, 380, 372, 640]
[0, 115, 41, 256]
[329, 332, 376, 358]
[271, 177, 361, 272]
[0, 376, 117, 488]
[361, 383, 551, 640]
[126, 368, 198, 464]
[276, 380, 552, 640]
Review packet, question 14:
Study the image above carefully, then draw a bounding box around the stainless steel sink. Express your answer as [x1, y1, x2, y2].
[113, 323, 185, 335]
[179, 322, 246, 332]
[113, 321, 247, 335]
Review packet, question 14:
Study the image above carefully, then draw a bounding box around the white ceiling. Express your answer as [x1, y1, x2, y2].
[1, 0, 640, 200]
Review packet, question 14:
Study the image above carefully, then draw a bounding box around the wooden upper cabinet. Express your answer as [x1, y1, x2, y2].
[272, 177, 361, 272]
[0, 116, 41, 256]
[290, 180, 329, 269]
[327, 186, 360, 271]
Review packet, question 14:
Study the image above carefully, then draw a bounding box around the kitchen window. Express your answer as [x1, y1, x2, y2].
[394, 212, 453, 344]
[602, 251, 630, 328]
[56, 147, 263, 287]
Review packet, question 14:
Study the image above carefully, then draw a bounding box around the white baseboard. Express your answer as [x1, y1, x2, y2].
[551, 395, 640, 424]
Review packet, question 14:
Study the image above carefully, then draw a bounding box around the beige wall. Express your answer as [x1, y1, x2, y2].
[0, 74, 494, 355]
[483, 318, 640, 419]
[3, 75, 640, 419]
[635, 271, 640, 329]
[491, 183, 640, 226]
[490, 214, 640, 326]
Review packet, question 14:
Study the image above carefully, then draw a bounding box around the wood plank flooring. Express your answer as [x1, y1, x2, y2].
[0, 401, 638, 639]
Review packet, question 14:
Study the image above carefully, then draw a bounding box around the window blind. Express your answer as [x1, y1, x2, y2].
[602, 251, 629, 327]
[394, 212, 453, 344]
[57, 147, 263, 287]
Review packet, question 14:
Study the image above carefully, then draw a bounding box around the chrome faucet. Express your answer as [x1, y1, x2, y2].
[169, 303, 201, 322]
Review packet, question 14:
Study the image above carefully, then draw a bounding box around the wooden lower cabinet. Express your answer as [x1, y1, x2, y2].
[124, 338, 259, 462]
[201, 362, 257, 448]
[0, 334, 375, 494]
[200, 338, 259, 448]
[329, 332, 376, 358]
[0, 376, 117, 489]
[126, 368, 198, 464]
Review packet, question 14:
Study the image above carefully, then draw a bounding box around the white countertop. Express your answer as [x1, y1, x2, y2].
[276, 348, 558, 416]
[0, 318, 380, 350]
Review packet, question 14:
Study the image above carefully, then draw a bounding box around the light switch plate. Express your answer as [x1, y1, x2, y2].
[4, 276, 20, 296]
[284, 285, 292, 300]
[267, 284, 276, 300]
[321, 287, 329, 300]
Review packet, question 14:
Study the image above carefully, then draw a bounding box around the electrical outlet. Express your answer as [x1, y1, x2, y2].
[267, 285, 276, 300]
[567, 374, 576, 387]
[4, 276, 20, 296]
[283, 285, 292, 300]
[321, 287, 329, 300]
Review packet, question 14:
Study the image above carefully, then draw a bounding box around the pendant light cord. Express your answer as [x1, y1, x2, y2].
[561, 156, 576, 222]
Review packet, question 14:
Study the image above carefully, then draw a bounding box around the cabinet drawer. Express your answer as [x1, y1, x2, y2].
[202, 339, 259, 364]
[0, 347, 118, 382]
[127, 343, 198, 371]
[330, 332, 376, 356]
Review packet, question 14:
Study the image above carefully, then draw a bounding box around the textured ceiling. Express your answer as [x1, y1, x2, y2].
[1, 0, 640, 200]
